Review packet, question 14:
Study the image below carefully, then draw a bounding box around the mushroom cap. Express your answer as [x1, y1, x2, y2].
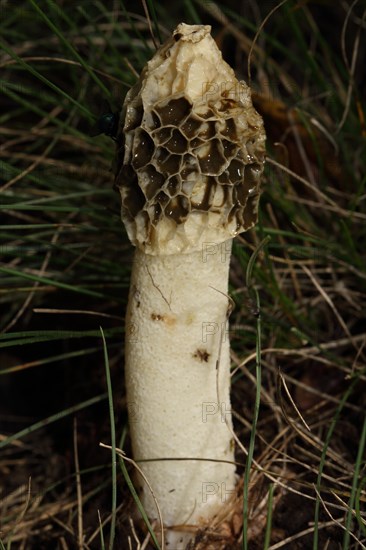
[115, 23, 266, 255]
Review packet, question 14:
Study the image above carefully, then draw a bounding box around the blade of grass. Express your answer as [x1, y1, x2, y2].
[342, 414, 366, 548]
[0, 330, 121, 351]
[312, 377, 359, 549]
[145, 0, 162, 44]
[263, 483, 274, 550]
[245, 235, 271, 288]
[115, 427, 162, 550]
[0, 40, 92, 119]
[184, 0, 201, 24]
[242, 242, 265, 550]
[0, 345, 117, 375]
[0, 267, 108, 299]
[29, 0, 111, 97]
[355, 476, 366, 537]
[100, 327, 117, 550]
[0, 84, 85, 138]
[119, 1, 153, 60]
[98, 510, 106, 550]
[0, 393, 107, 450]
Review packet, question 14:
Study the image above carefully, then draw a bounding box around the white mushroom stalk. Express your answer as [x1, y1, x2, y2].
[115, 23, 265, 548]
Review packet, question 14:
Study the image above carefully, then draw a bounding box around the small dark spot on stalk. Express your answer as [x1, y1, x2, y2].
[131, 285, 141, 308]
[150, 312, 177, 327]
[151, 313, 164, 321]
[193, 349, 210, 362]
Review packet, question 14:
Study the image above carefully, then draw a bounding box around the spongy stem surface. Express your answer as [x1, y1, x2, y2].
[125, 241, 236, 548]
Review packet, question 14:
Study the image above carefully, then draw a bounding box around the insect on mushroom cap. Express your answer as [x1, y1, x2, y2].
[115, 23, 266, 255]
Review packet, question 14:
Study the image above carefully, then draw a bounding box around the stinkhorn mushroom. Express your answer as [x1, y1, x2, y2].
[115, 23, 265, 548]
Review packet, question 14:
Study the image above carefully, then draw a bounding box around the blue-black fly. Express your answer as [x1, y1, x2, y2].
[90, 103, 119, 141]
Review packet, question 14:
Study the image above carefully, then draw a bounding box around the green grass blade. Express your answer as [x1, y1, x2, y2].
[243, 250, 263, 550]
[100, 327, 117, 550]
[263, 483, 274, 550]
[0, 330, 121, 349]
[98, 510, 106, 550]
[0, 267, 107, 299]
[118, 429, 161, 550]
[146, 0, 162, 44]
[313, 379, 359, 549]
[0, 393, 107, 449]
[245, 235, 271, 288]
[0, 346, 115, 375]
[0, 40, 92, 119]
[342, 414, 366, 548]
[28, 0, 111, 98]
[118, 459, 162, 550]
[355, 476, 366, 537]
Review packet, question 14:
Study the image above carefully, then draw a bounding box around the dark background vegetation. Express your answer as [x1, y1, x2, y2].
[1, 1, 365, 548]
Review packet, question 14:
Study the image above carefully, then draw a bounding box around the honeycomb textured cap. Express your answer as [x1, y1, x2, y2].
[115, 23, 266, 255]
